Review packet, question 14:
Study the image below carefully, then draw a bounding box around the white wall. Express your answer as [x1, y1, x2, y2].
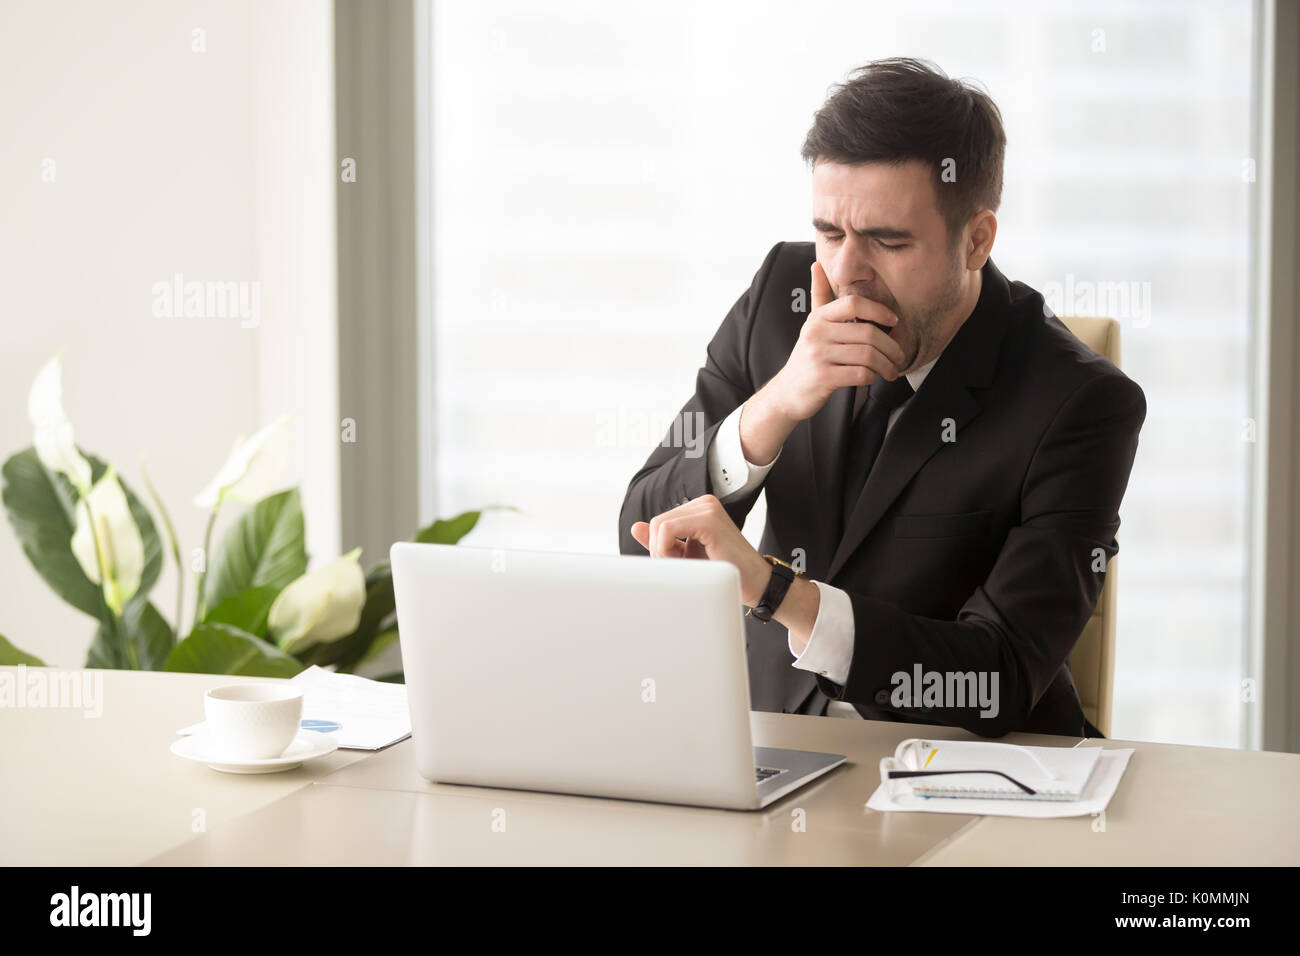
[0, 0, 337, 665]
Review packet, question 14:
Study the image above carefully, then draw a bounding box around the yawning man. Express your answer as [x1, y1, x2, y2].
[619, 57, 1146, 738]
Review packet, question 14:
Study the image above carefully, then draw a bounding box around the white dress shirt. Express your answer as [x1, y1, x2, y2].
[708, 355, 941, 718]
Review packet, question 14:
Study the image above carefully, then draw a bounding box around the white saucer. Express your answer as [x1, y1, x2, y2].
[171, 728, 339, 774]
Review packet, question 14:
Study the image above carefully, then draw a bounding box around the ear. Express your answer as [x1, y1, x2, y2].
[963, 211, 998, 270]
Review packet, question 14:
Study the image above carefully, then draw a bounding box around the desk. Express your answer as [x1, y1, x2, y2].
[0, 668, 370, 866]
[147, 713, 1082, 866]
[917, 738, 1300, 866]
[5, 668, 1299, 865]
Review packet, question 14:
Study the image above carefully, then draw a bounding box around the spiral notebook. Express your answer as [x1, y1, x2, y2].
[889, 738, 1103, 801]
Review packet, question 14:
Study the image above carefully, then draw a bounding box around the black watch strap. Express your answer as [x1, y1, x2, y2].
[748, 559, 795, 622]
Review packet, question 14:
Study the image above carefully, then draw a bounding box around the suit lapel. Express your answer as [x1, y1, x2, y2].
[823, 258, 1017, 581]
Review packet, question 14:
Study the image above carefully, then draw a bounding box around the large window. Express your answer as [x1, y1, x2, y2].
[422, 0, 1261, 747]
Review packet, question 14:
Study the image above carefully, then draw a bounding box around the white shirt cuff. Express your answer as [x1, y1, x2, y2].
[708, 403, 780, 502]
[789, 581, 855, 687]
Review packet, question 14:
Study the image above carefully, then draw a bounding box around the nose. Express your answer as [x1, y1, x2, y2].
[828, 236, 877, 294]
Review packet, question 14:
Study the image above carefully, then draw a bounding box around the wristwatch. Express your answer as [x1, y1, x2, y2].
[746, 554, 802, 622]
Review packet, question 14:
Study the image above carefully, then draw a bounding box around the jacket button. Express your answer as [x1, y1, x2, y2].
[875, 690, 890, 706]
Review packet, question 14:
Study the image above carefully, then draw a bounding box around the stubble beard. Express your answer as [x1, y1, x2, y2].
[894, 253, 965, 373]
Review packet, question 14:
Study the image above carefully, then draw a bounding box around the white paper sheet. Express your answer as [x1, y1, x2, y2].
[865, 747, 1134, 818]
[176, 665, 411, 751]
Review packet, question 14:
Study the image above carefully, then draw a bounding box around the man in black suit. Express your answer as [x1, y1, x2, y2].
[617, 58, 1145, 739]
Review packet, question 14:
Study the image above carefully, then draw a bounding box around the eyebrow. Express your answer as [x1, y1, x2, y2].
[812, 218, 916, 241]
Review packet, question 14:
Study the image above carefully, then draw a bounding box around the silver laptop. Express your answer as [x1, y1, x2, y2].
[390, 542, 845, 810]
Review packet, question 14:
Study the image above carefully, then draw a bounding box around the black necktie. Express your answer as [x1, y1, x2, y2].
[841, 375, 914, 531]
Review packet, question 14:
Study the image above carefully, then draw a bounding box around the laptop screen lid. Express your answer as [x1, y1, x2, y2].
[390, 542, 760, 808]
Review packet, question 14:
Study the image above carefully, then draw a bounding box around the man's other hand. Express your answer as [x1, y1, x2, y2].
[629, 494, 771, 606]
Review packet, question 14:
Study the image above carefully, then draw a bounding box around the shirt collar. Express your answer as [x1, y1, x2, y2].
[905, 353, 940, 394]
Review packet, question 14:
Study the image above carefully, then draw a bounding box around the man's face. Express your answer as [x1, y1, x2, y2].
[811, 159, 967, 373]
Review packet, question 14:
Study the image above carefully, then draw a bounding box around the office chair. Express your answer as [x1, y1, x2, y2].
[1059, 315, 1123, 738]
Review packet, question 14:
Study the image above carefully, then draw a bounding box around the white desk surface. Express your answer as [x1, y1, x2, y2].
[4, 667, 1298, 865]
[0, 668, 370, 866]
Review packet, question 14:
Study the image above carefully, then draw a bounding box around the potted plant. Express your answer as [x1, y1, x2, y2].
[1, 355, 498, 680]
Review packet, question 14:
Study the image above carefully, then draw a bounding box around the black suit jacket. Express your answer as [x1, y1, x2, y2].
[618, 241, 1146, 738]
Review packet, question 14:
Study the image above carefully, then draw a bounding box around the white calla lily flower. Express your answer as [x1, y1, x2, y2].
[194, 414, 292, 510]
[27, 355, 92, 494]
[70, 466, 145, 615]
[268, 548, 366, 654]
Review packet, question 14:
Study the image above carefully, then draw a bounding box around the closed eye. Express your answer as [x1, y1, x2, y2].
[821, 233, 907, 250]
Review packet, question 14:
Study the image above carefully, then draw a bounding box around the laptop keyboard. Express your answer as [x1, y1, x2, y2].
[755, 766, 784, 783]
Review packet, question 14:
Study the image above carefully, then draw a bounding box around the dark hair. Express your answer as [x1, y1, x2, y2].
[800, 58, 1006, 238]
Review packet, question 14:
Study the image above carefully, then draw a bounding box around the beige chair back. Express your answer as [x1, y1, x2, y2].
[1058, 316, 1121, 737]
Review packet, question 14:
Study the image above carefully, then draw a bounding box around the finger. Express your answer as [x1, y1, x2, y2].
[645, 495, 729, 558]
[647, 512, 676, 558]
[644, 498, 708, 556]
[811, 260, 833, 311]
[815, 314, 905, 365]
[839, 294, 899, 330]
[830, 332, 906, 371]
[647, 513, 673, 559]
[827, 344, 905, 380]
[824, 310, 903, 356]
[630, 521, 650, 551]
[816, 295, 892, 328]
[662, 537, 689, 559]
[652, 516, 695, 559]
[828, 364, 880, 389]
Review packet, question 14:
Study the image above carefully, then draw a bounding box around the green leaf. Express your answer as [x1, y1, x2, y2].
[163, 622, 303, 677]
[295, 564, 394, 671]
[205, 586, 280, 638]
[413, 506, 519, 546]
[1, 449, 161, 622]
[2, 448, 103, 619]
[0, 633, 46, 666]
[201, 489, 307, 620]
[84, 625, 120, 669]
[87, 601, 174, 671]
[413, 510, 483, 545]
[356, 627, 399, 668]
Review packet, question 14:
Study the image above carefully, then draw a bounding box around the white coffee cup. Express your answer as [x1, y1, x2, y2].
[203, 684, 303, 760]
